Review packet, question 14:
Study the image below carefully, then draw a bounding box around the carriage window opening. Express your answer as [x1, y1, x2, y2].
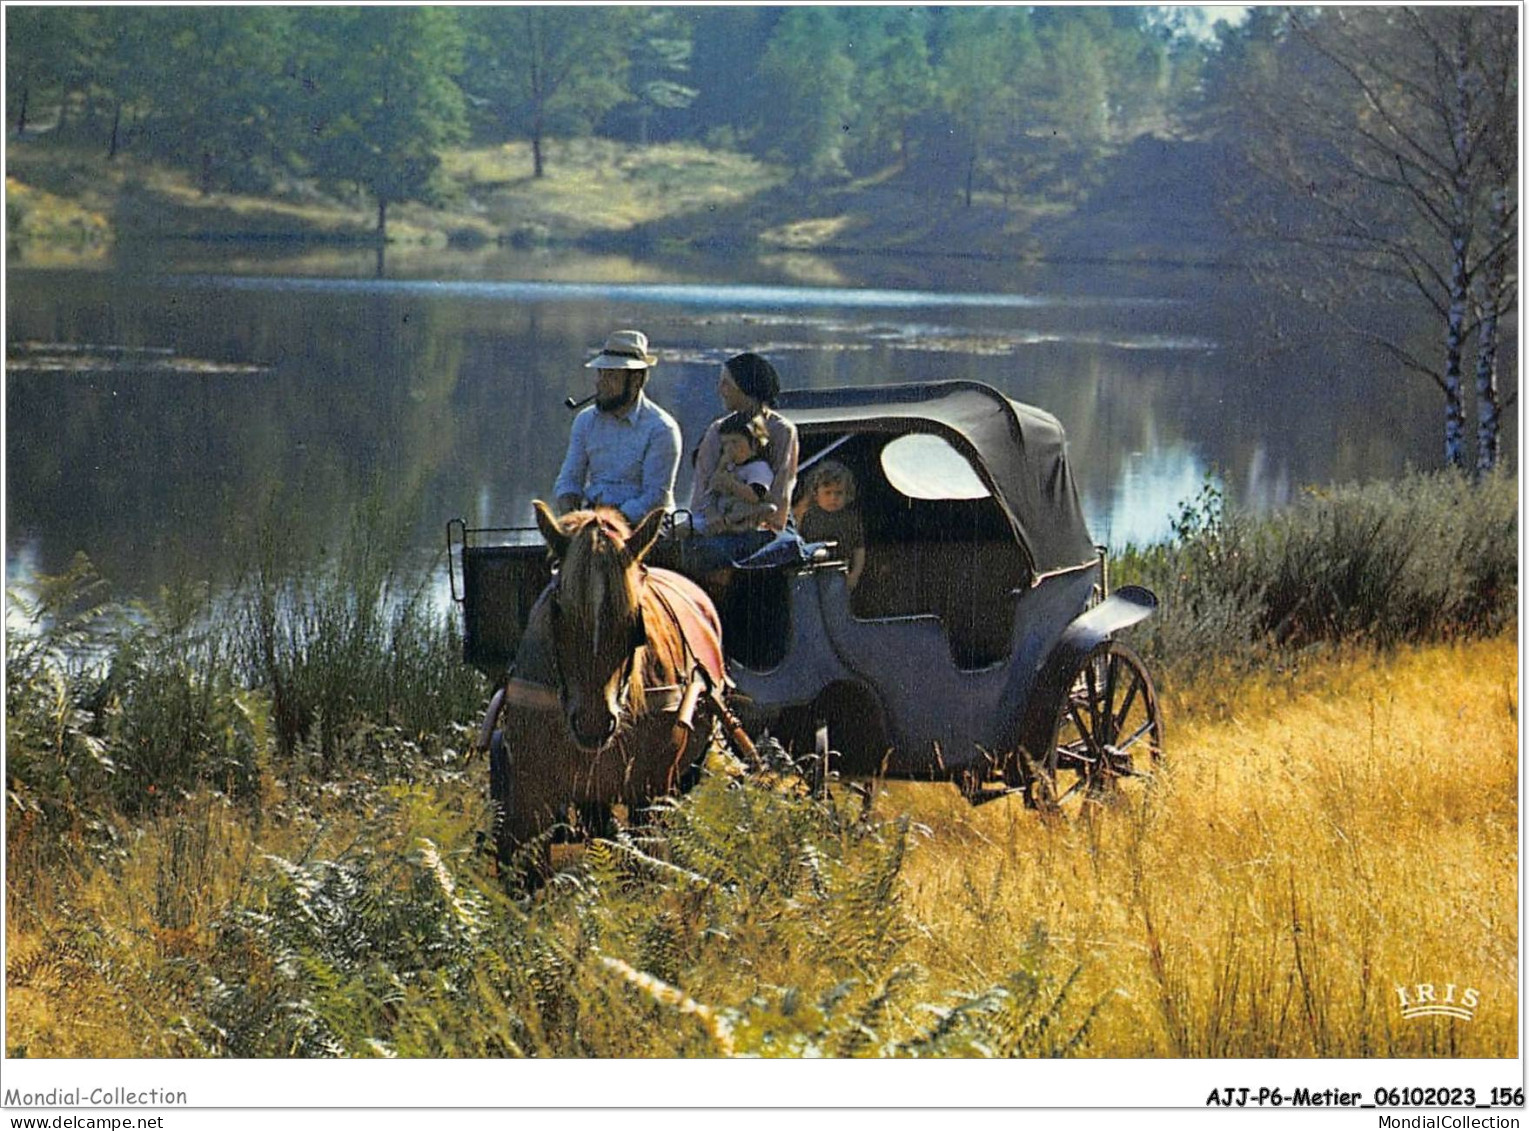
[880, 434, 989, 501]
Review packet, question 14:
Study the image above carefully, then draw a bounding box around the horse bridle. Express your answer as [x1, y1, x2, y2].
[545, 574, 647, 730]
[545, 514, 656, 731]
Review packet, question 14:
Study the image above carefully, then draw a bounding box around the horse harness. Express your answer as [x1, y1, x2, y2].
[486, 561, 756, 766]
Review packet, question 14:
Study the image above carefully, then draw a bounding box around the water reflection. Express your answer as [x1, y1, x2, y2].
[6, 256, 1497, 607]
[1080, 445, 1210, 550]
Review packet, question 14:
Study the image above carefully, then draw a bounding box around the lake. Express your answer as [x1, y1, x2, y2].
[5, 245, 1497, 604]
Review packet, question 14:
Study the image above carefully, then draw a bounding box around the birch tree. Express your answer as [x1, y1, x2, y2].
[1225, 7, 1517, 472]
[1466, 12, 1517, 475]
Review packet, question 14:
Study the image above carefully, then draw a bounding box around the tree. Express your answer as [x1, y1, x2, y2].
[133, 8, 300, 194]
[1038, 16, 1111, 146]
[1223, 7, 1517, 472]
[931, 7, 1030, 207]
[93, 6, 177, 158]
[756, 8, 855, 181]
[295, 8, 467, 238]
[844, 9, 937, 172]
[462, 7, 631, 178]
[6, 7, 70, 136]
[5, 7, 108, 139]
[1465, 12, 1518, 475]
[621, 8, 697, 145]
[681, 7, 780, 146]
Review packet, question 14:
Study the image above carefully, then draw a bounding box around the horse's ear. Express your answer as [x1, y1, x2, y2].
[533, 499, 570, 560]
[628, 507, 666, 564]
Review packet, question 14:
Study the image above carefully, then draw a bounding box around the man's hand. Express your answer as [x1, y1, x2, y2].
[556, 493, 584, 515]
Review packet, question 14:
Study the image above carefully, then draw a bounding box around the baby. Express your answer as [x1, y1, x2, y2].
[792, 459, 866, 590]
[696, 411, 776, 534]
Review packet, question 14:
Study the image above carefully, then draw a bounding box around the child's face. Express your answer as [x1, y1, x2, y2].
[720, 433, 754, 466]
[815, 481, 849, 513]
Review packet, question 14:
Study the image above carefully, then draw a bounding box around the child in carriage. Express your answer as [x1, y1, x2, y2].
[792, 459, 866, 591]
[694, 411, 777, 536]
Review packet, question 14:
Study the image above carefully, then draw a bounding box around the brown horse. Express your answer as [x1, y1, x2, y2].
[487, 501, 736, 886]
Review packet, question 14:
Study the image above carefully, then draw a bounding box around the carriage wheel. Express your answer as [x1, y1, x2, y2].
[1026, 641, 1162, 815]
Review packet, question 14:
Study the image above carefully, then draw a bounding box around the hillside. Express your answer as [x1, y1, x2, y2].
[6, 132, 1238, 270]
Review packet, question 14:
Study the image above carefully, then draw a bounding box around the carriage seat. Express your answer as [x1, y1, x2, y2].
[851, 540, 1027, 670]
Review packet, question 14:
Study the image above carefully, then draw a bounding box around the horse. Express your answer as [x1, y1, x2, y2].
[485, 500, 745, 887]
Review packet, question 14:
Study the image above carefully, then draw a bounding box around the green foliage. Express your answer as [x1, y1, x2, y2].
[170, 765, 1096, 1058]
[1115, 470, 1518, 684]
[615, 8, 699, 144]
[757, 9, 856, 181]
[133, 8, 302, 193]
[461, 7, 634, 176]
[6, 563, 260, 826]
[6, 554, 120, 832]
[849, 12, 938, 169]
[294, 8, 468, 230]
[93, 582, 263, 815]
[236, 498, 486, 769]
[11, 4, 1219, 221]
[6, 502, 485, 849]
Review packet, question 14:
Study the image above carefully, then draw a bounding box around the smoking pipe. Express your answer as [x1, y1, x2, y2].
[565, 392, 598, 410]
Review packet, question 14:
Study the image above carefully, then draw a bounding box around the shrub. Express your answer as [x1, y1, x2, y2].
[235, 501, 486, 772]
[6, 554, 121, 840]
[1115, 469, 1518, 685]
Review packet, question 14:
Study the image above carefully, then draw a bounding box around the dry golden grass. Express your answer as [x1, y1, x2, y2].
[439, 139, 785, 238]
[6, 636, 1517, 1057]
[894, 635, 1519, 1056]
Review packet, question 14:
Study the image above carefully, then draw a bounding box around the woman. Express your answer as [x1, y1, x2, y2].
[683, 352, 799, 576]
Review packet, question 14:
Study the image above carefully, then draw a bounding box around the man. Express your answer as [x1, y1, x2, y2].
[554, 329, 682, 524]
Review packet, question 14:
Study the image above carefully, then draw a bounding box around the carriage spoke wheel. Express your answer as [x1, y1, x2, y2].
[1028, 641, 1162, 816]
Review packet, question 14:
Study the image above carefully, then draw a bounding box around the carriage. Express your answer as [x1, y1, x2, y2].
[448, 379, 1163, 824]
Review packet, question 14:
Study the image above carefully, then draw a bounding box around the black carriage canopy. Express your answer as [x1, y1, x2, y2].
[775, 380, 1099, 578]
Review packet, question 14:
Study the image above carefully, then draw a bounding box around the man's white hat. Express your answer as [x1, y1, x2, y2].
[585, 329, 657, 370]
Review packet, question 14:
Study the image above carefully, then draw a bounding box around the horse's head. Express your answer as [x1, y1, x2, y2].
[534, 500, 667, 752]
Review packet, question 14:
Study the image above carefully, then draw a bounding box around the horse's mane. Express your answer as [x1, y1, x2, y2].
[557, 508, 686, 713]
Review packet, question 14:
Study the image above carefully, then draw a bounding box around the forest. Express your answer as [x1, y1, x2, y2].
[6, 7, 1217, 208]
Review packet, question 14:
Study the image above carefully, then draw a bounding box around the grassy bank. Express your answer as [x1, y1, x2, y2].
[6, 131, 1084, 268]
[5, 470, 1518, 1057]
[5, 134, 789, 261]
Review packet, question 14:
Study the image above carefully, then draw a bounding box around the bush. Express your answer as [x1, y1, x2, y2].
[1115, 469, 1518, 685]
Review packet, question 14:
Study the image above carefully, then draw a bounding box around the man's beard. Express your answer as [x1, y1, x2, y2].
[596, 377, 636, 413]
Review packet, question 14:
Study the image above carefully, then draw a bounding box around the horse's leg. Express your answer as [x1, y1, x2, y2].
[489, 729, 514, 865]
[495, 722, 556, 891]
[673, 706, 715, 793]
[618, 716, 694, 834]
